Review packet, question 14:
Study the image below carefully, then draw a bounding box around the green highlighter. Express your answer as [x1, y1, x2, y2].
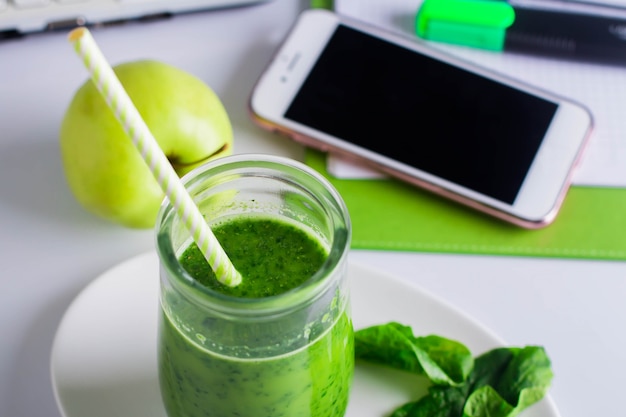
[416, 0, 514, 50]
[416, 0, 626, 63]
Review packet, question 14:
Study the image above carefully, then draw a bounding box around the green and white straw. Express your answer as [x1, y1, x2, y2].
[68, 27, 242, 287]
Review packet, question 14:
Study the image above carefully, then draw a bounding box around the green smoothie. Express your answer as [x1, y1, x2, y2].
[158, 215, 354, 417]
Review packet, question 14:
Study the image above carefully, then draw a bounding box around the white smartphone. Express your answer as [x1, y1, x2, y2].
[249, 9, 593, 229]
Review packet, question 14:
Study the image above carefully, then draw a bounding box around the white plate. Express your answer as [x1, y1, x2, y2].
[50, 252, 561, 417]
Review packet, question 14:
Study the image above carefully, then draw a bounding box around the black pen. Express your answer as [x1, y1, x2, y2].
[416, 0, 626, 64]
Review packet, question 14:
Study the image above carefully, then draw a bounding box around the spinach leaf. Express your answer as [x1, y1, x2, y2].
[355, 323, 553, 417]
[391, 385, 469, 417]
[355, 322, 474, 386]
[463, 346, 553, 417]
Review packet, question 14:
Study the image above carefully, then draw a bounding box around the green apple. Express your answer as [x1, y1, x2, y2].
[59, 59, 233, 229]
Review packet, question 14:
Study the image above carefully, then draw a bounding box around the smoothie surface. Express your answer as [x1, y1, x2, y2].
[179, 216, 328, 297]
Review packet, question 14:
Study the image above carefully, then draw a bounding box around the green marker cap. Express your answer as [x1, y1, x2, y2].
[416, 0, 516, 51]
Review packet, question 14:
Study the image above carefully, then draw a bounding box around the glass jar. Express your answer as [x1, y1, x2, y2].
[155, 154, 353, 417]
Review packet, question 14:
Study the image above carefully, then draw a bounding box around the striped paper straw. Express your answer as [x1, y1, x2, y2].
[67, 27, 242, 287]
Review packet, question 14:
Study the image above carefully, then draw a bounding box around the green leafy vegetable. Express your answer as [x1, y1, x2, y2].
[355, 323, 553, 417]
[463, 347, 553, 417]
[390, 385, 469, 417]
[355, 322, 473, 386]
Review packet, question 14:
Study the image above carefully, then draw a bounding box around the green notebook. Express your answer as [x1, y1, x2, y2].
[305, 150, 626, 261]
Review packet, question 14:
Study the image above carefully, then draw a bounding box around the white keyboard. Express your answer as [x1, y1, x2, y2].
[0, 0, 271, 37]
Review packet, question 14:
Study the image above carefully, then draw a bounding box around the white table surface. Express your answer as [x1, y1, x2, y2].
[1, 1, 624, 416]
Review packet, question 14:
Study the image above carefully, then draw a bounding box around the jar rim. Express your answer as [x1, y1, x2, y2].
[155, 153, 351, 317]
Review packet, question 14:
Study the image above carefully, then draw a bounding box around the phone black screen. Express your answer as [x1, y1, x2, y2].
[284, 25, 558, 204]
